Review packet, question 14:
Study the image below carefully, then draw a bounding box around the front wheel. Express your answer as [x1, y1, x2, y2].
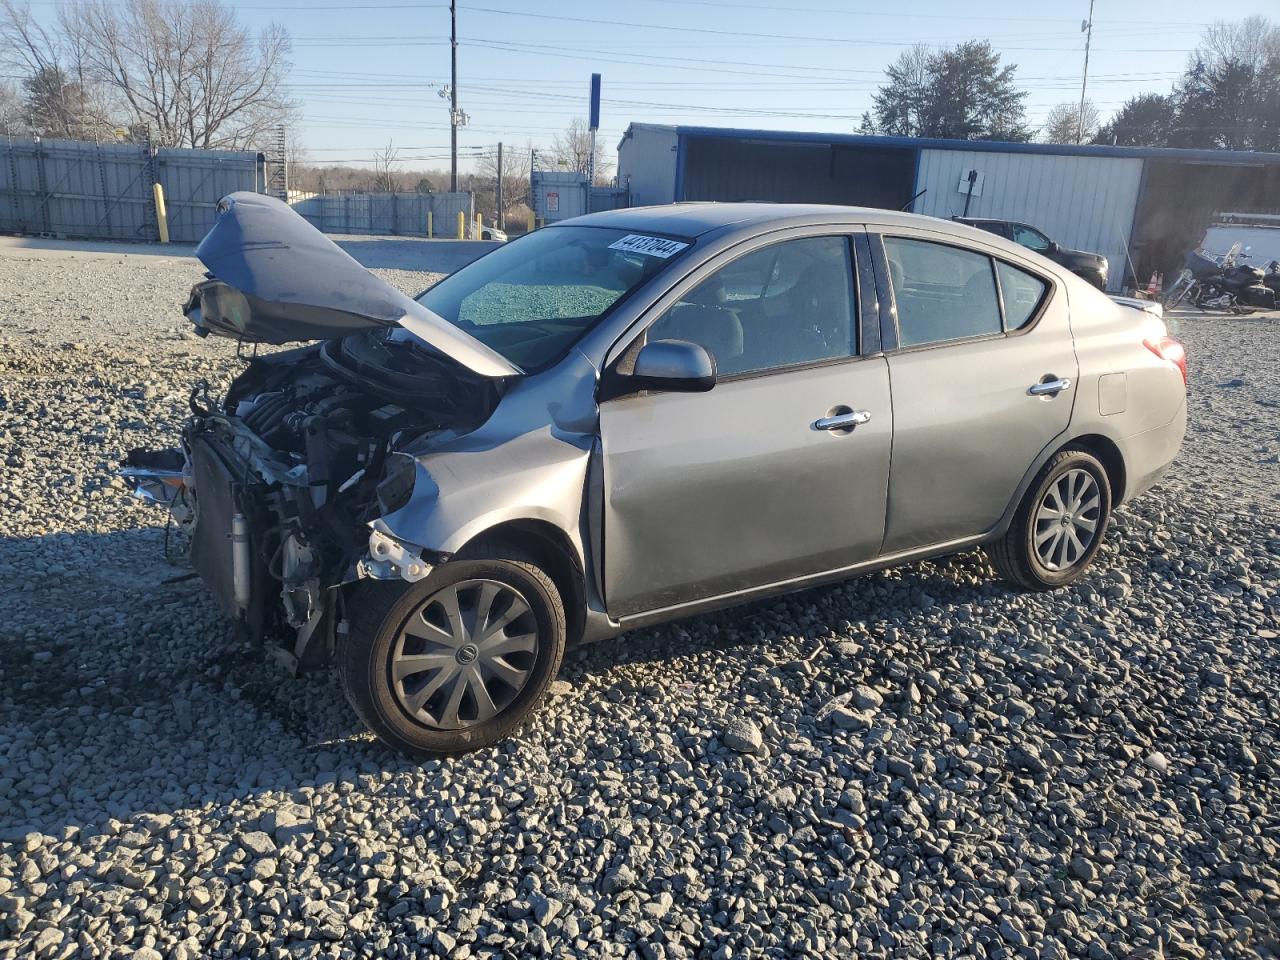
[340, 546, 566, 757]
[1163, 271, 1193, 309]
[986, 449, 1112, 591]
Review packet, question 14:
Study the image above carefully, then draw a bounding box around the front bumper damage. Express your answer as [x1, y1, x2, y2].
[123, 416, 441, 674]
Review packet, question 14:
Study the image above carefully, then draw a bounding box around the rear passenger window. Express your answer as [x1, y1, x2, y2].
[647, 236, 856, 377]
[883, 237, 1002, 347]
[996, 261, 1047, 330]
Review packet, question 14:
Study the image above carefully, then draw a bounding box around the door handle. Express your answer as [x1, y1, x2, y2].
[1028, 377, 1072, 397]
[814, 410, 872, 431]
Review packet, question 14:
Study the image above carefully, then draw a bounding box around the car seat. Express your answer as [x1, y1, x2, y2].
[650, 302, 744, 370]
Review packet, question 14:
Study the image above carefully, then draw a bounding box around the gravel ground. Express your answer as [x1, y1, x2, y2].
[0, 239, 1278, 960]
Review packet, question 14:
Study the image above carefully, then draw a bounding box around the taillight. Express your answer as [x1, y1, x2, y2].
[1144, 336, 1187, 385]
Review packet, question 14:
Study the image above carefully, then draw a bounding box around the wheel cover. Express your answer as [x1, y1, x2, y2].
[390, 578, 540, 730]
[1033, 468, 1101, 571]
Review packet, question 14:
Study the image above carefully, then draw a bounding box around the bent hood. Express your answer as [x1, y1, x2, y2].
[186, 192, 520, 378]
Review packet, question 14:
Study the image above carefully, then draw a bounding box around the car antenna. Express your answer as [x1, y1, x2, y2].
[901, 188, 926, 212]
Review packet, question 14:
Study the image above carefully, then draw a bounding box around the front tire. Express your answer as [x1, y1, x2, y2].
[987, 449, 1112, 591]
[340, 546, 566, 757]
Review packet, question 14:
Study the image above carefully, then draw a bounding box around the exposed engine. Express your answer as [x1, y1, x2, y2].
[161, 329, 501, 667]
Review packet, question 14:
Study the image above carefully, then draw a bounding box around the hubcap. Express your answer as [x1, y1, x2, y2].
[390, 579, 539, 730]
[1033, 468, 1101, 571]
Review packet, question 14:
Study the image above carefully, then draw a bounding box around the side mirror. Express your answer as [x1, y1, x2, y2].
[628, 339, 717, 394]
[1047, 240, 1059, 253]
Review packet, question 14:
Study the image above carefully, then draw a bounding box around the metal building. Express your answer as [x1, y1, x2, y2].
[617, 123, 1280, 291]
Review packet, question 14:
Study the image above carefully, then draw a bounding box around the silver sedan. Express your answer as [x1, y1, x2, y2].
[128, 194, 1188, 756]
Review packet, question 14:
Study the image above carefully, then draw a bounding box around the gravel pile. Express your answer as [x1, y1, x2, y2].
[1, 243, 1278, 960]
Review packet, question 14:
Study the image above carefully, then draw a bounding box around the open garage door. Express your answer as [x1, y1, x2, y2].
[1131, 159, 1280, 284]
[681, 135, 916, 210]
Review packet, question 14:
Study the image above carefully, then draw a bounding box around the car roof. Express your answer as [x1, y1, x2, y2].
[559, 202, 962, 239]
[551, 202, 1072, 279]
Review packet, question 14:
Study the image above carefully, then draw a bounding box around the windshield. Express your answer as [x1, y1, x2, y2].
[417, 225, 693, 370]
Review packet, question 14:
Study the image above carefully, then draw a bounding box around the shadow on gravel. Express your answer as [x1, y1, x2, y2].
[0, 524, 1001, 842]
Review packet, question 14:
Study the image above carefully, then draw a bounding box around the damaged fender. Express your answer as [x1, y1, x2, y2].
[367, 350, 600, 586]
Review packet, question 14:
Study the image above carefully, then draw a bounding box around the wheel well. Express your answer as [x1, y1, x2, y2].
[459, 520, 587, 645]
[1064, 434, 1127, 503]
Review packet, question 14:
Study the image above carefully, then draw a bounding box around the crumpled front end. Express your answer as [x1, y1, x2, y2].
[125, 332, 504, 671]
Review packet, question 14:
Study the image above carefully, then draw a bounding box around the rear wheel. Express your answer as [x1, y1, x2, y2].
[340, 546, 566, 757]
[987, 449, 1112, 591]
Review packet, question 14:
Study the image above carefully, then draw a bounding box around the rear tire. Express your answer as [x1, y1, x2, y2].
[340, 545, 566, 757]
[986, 449, 1112, 591]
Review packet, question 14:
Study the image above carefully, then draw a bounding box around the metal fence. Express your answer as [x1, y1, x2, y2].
[290, 192, 475, 237]
[0, 137, 263, 243]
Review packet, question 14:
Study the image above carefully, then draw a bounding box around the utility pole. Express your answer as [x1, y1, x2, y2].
[496, 142, 504, 229]
[450, 0, 458, 191]
[1077, 0, 1095, 144]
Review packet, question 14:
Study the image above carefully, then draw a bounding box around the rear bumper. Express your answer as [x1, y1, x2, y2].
[1117, 398, 1187, 504]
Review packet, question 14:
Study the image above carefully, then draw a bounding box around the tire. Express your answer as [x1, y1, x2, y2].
[986, 449, 1112, 591]
[340, 545, 566, 757]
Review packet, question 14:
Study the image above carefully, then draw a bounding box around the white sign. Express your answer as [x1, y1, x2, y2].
[607, 234, 690, 259]
[957, 169, 985, 197]
[546, 191, 559, 212]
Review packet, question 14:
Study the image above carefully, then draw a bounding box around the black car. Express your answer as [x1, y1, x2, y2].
[956, 218, 1108, 290]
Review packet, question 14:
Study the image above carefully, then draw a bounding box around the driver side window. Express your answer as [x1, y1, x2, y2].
[645, 236, 857, 378]
[1011, 224, 1050, 252]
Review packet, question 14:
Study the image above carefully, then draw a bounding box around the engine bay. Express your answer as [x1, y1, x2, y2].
[156, 329, 503, 668]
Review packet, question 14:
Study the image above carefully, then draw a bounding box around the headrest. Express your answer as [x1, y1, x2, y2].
[658, 303, 743, 361]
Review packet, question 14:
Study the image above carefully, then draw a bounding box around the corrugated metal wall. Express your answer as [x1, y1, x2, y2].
[290, 192, 475, 237]
[155, 147, 263, 242]
[913, 149, 1143, 291]
[0, 137, 262, 242]
[531, 171, 588, 222]
[681, 136, 916, 207]
[617, 124, 678, 206]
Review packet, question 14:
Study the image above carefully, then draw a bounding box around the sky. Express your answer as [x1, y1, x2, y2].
[27, 0, 1280, 174]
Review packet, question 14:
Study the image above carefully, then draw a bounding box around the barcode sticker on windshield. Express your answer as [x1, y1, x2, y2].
[608, 234, 689, 259]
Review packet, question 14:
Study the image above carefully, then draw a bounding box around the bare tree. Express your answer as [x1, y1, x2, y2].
[1041, 100, 1101, 144]
[0, 0, 114, 137]
[61, 0, 294, 149]
[0, 79, 21, 132]
[549, 118, 610, 182]
[861, 42, 932, 136]
[1192, 16, 1280, 75]
[476, 143, 530, 220]
[370, 141, 401, 192]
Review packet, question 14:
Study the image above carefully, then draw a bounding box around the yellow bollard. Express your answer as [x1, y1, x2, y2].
[476, 213, 483, 237]
[456, 211, 464, 240]
[527, 209, 535, 232]
[427, 211, 433, 238]
[152, 182, 169, 244]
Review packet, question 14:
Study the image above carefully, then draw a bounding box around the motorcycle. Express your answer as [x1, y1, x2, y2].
[1163, 242, 1276, 313]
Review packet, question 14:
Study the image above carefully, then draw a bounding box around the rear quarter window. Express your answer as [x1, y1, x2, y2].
[995, 261, 1049, 330]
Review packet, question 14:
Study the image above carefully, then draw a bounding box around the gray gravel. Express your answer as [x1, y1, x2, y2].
[1, 240, 1278, 959]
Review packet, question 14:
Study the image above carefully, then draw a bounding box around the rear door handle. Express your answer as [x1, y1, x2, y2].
[814, 410, 872, 431]
[1028, 377, 1072, 396]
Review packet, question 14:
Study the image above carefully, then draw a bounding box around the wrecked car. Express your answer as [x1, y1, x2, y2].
[126, 193, 1187, 756]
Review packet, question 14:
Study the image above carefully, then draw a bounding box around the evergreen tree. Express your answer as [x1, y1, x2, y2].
[865, 40, 1029, 142]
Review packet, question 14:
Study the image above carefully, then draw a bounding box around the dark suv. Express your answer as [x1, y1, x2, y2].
[956, 218, 1108, 290]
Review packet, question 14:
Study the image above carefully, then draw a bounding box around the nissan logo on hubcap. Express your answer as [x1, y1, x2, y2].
[456, 644, 479, 665]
